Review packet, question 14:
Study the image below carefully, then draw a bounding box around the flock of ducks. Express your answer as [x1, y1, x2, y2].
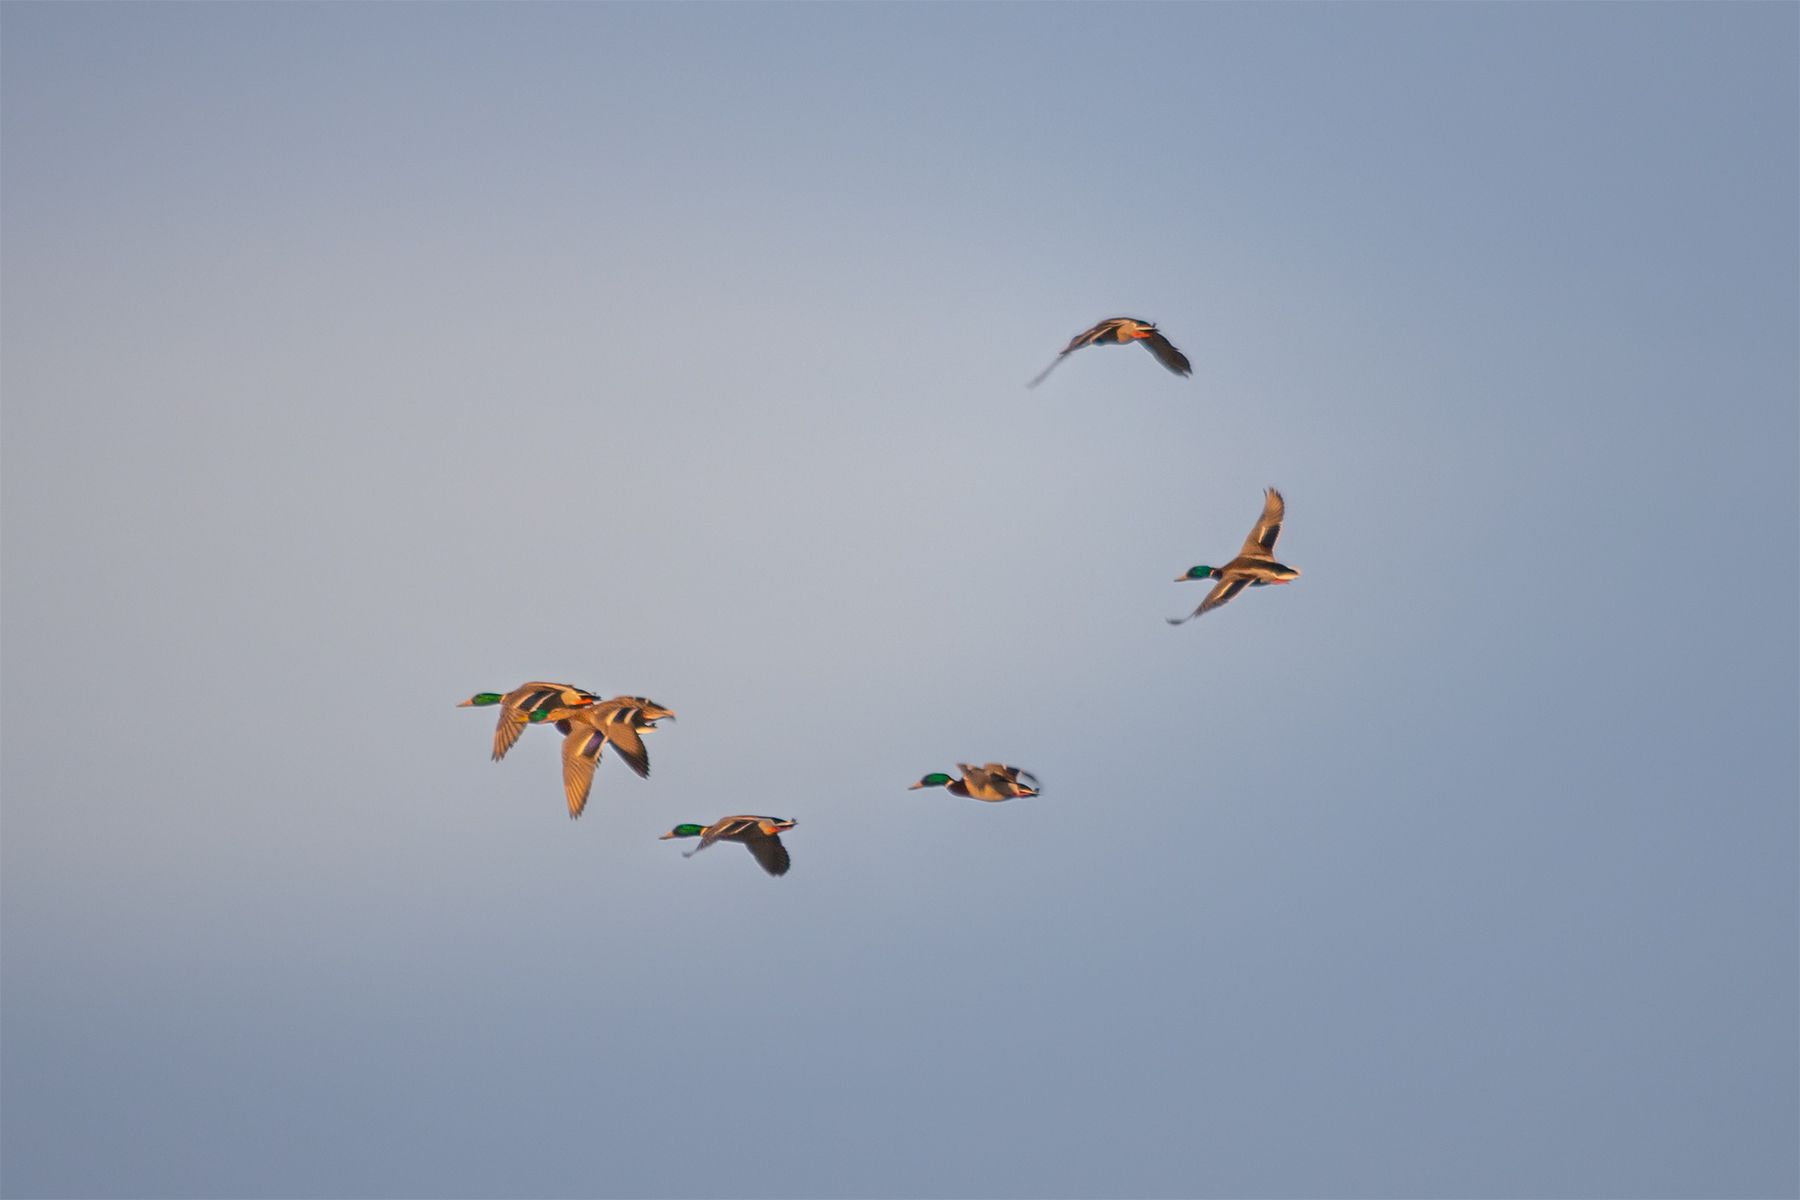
[458, 317, 1302, 877]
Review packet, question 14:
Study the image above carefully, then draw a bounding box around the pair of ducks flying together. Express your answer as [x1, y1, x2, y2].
[660, 765, 1042, 878]
[458, 684, 674, 818]
[658, 766, 1044, 879]
[1030, 321, 1303, 620]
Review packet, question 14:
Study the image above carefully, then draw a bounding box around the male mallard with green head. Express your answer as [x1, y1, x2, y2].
[457, 681, 598, 761]
[1029, 317, 1192, 387]
[529, 696, 675, 818]
[1169, 487, 1301, 624]
[660, 816, 797, 877]
[909, 763, 1041, 802]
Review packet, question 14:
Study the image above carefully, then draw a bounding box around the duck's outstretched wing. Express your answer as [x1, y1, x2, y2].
[1168, 576, 1250, 624]
[1027, 319, 1129, 388]
[560, 725, 607, 818]
[1139, 329, 1192, 377]
[491, 706, 533, 762]
[683, 816, 751, 857]
[1007, 767, 1041, 791]
[600, 715, 651, 779]
[1237, 488, 1285, 560]
[745, 835, 791, 877]
[958, 763, 1001, 791]
[493, 682, 596, 761]
[1027, 356, 1068, 388]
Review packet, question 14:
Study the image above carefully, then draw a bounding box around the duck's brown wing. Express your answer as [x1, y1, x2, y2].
[1139, 329, 1192, 377]
[953, 765, 1014, 801]
[560, 725, 607, 818]
[1167, 576, 1250, 624]
[1065, 318, 1129, 352]
[515, 682, 592, 712]
[967, 762, 1034, 789]
[686, 816, 756, 857]
[1027, 356, 1068, 388]
[958, 763, 1002, 790]
[1028, 319, 1129, 388]
[744, 835, 791, 877]
[1006, 766, 1041, 791]
[491, 707, 532, 762]
[494, 682, 594, 761]
[979, 763, 1039, 796]
[600, 715, 651, 779]
[1237, 488, 1285, 560]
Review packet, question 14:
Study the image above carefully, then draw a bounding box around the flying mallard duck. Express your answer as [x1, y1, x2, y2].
[1028, 317, 1192, 387]
[528, 696, 675, 818]
[1169, 487, 1300, 624]
[909, 763, 1041, 802]
[458, 681, 598, 761]
[660, 816, 797, 877]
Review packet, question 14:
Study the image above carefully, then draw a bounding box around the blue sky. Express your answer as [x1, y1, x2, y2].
[3, 4, 1795, 1197]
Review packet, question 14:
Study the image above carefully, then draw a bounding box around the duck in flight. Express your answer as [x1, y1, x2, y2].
[660, 816, 797, 877]
[1029, 317, 1191, 387]
[458, 681, 598, 762]
[909, 763, 1041, 802]
[1168, 488, 1300, 624]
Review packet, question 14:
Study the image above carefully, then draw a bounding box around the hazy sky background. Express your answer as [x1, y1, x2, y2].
[3, 4, 1795, 1198]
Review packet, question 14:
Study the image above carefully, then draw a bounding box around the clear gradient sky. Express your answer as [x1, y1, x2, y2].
[3, 4, 1796, 1198]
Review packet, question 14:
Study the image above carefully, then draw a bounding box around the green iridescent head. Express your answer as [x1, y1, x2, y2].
[659, 824, 707, 840]
[458, 692, 505, 707]
[1176, 565, 1219, 582]
[909, 772, 954, 790]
